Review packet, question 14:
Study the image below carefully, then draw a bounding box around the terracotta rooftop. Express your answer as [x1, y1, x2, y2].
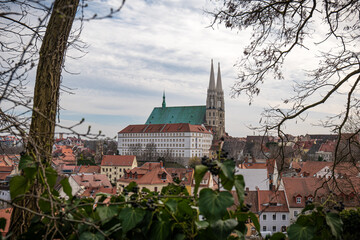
[258, 190, 289, 212]
[295, 161, 332, 177]
[282, 177, 329, 208]
[119, 123, 212, 134]
[118, 162, 173, 185]
[165, 168, 193, 185]
[230, 190, 259, 213]
[72, 173, 112, 189]
[101, 155, 136, 166]
[78, 165, 101, 173]
[0, 208, 12, 237]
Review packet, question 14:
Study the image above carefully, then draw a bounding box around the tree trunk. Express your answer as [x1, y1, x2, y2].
[9, 0, 79, 238]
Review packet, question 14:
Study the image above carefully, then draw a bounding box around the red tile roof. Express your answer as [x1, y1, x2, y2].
[258, 190, 289, 212]
[119, 123, 211, 134]
[296, 161, 332, 177]
[78, 165, 101, 173]
[118, 162, 173, 185]
[282, 177, 329, 208]
[318, 140, 335, 152]
[0, 208, 12, 237]
[72, 174, 112, 189]
[166, 168, 193, 185]
[82, 186, 117, 197]
[101, 155, 136, 166]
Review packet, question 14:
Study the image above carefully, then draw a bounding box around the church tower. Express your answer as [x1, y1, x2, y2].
[206, 60, 225, 139]
[216, 62, 225, 138]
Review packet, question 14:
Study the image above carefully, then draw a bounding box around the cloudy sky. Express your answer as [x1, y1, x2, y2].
[56, 0, 335, 138]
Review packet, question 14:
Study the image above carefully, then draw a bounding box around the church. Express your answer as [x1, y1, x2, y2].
[145, 59, 225, 140]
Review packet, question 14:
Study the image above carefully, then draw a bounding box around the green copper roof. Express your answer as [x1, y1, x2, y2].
[145, 106, 206, 125]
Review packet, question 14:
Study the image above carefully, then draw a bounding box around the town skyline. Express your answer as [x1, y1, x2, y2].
[47, 0, 337, 138]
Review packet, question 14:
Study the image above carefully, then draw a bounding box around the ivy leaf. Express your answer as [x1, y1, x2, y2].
[248, 212, 260, 233]
[287, 223, 315, 240]
[195, 220, 209, 230]
[234, 174, 245, 204]
[45, 167, 57, 189]
[79, 232, 105, 240]
[210, 219, 238, 240]
[165, 199, 177, 213]
[0, 218, 6, 231]
[149, 220, 170, 240]
[199, 188, 234, 221]
[325, 212, 343, 239]
[60, 177, 72, 198]
[118, 207, 145, 233]
[10, 175, 29, 200]
[18, 154, 36, 170]
[218, 159, 235, 191]
[194, 165, 208, 196]
[96, 205, 118, 224]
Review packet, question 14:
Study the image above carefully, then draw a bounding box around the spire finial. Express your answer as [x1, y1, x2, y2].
[162, 91, 166, 109]
[208, 59, 215, 90]
[216, 62, 223, 91]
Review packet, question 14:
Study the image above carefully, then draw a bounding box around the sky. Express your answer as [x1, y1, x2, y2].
[55, 0, 336, 139]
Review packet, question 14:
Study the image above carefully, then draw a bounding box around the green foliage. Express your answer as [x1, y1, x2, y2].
[340, 207, 360, 240]
[287, 203, 343, 240]
[8, 152, 352, 240]
[0, 218, 6, 231]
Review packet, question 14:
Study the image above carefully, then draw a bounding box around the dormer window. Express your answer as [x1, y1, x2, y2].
[161, 172, 167, 180]
[307, 197, 313, 202]
[296, 197, 301, 204]
[129, 172, 133, 179]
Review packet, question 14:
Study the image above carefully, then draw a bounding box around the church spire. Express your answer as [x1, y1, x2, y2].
[162, 91, 166, 109]
[208, 59, 215, 90]
[216, 62, 223, 92]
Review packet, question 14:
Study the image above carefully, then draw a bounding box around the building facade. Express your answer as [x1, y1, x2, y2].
[100, 155, 138, 184]
[145, 60, 225, 140]
[118, 123, 213, 165]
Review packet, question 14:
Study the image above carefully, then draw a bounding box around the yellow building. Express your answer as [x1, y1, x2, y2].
[100, 155, 137, 185]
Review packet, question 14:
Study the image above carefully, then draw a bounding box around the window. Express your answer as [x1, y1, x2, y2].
[282, 214, 286, 220]
[263, 226, 266, 231]
[263, 214, 267, 220]
[296, 197, 301, 204]
[154, 187, 158, 192]
[272, 214, 276, 220]
[294, 211, 298, 217]
[308, 197, 313, 202]
[272, 226, 276, 232]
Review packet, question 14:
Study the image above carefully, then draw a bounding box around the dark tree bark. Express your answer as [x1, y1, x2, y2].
[8, 0, 79, 238]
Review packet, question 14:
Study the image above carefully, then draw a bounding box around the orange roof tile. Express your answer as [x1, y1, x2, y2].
[118, 162, 173, 185]
[72, 174, 112, 189]
[283, 177, 329, 208]
[101, 155, 136, 166]
[79, 165, 101, 173]
[0, 208, 12, 237]
[258, 190, 289, 212]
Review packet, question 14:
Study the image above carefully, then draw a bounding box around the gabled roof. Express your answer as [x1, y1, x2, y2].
[258, 190, 289, 212]
[282, 177, 329, 208]
[118, 162, 172, 185]
[296, 161, 332, 177]
[165, 168, 193, 185]
[101, 155, 136, 166]
[145, 105, 206, 125]
[72, 173, 112, 189]
[78, 165, 101, 173]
